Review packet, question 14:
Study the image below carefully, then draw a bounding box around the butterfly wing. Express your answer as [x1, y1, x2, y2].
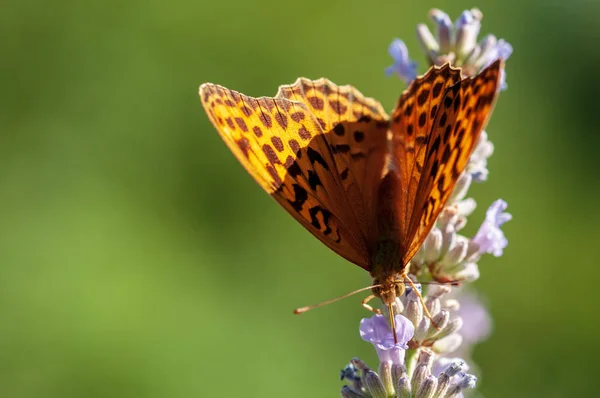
[390, 60, 502, 265]
[387, 64, 463, 254]
[199, 79, 389, 270]
[276, 79, 390, 251]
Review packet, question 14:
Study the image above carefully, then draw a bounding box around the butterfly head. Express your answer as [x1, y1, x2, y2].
[372, 274, 406, 307]
[371, 274, 408, 344]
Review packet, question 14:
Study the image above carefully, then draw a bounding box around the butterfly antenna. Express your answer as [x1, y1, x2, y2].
[403, 276, 441, 330]
[416, 281, 460, 286]
[293, 284, 381, 314]
[388, 303, 398, 344]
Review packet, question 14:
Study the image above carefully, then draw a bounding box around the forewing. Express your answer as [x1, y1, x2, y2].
[199, 79, 389, 270]
[402, 60, 503, 263]
[389, 64, 462, 253]
[276, 79, 389, 248]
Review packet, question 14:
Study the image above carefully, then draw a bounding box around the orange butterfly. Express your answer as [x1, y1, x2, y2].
[199, 60, 502, 341]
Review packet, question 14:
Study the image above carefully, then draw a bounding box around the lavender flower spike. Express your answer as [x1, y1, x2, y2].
[401, 8, 513, 91]
[472, 199, 512, 256]
[360, 314, 414, 364]
[385, 39, 418, 85]
[341, 9, 513, 397]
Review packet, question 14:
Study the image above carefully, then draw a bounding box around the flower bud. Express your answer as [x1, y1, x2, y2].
[416, 24, 439, 54]
[454, 10, 481, 61]
[397, 376, 412, 398]
[364, 369, 387, 398]
[406, 294, 423, 327]
[340, 386, 367, 398]
[441, 238, 468, 266]
[415, 375, 437, 398]
[411, 350, 433, 395]
[429, 9, 452, 53]
[378, 361, 394, 396]
[448, 172, 472, 203]
[391, 363, 407, 388]
[422, 228, 443, 263]
[427, 310, 450, 339]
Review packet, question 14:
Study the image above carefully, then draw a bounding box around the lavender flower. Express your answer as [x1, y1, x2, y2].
[432, 358, 476, 398]
[360, 314, 414, 364]
[390, 8, 513, 89]
[341, 286, 488, 396]
[341, 8, 513, 397]
[472, 199, 511, 257]
[390, 283, 464, 354]
[412, 199, 511, 283]
[341, 349, 478, 398]
[385, 39, 418, 84]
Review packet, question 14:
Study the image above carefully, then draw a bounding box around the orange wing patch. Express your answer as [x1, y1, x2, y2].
[389, 64, 463, 249]
[199, 79, 389, 269]
[276, 78, 389, 247]
[403, 60, 503, 264]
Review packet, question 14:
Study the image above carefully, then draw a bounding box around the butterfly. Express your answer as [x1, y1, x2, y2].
[199, 60, 502, 341]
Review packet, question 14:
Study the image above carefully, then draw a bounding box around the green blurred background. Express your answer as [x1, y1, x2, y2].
[1, 0, 599, 396]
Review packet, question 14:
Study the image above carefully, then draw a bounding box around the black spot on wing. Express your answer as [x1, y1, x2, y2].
[307, 147, 330, 170]
[307, 170, 322, 190]
[288, 184, 308, 211]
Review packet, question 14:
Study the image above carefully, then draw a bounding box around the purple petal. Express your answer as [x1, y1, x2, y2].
[457, 292, 492, 345]
[496, 39, 513, 60]
[472, 199, 511, 257]
[455, 10, 476, 29]
[388, 38, 411, 62]
[360, 314, 415, 364]
[430, 9, 452, 30]
[385, 39, 418, 84]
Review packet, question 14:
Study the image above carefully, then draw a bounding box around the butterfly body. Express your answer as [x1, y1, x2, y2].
[199, 61, 502, 322]
[371, 171, 420, 305]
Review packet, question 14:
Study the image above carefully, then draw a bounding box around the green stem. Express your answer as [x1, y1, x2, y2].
[405, 348, 419, 376]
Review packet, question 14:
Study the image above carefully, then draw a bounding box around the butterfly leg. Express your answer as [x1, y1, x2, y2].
[361, 295, 382, 314]
[403, 274, 441, 330]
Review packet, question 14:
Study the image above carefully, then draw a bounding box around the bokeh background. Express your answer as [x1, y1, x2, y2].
[2, 0, 599, 397]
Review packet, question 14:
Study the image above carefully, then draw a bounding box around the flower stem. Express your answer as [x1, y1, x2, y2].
[405, 348, 419, 376]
